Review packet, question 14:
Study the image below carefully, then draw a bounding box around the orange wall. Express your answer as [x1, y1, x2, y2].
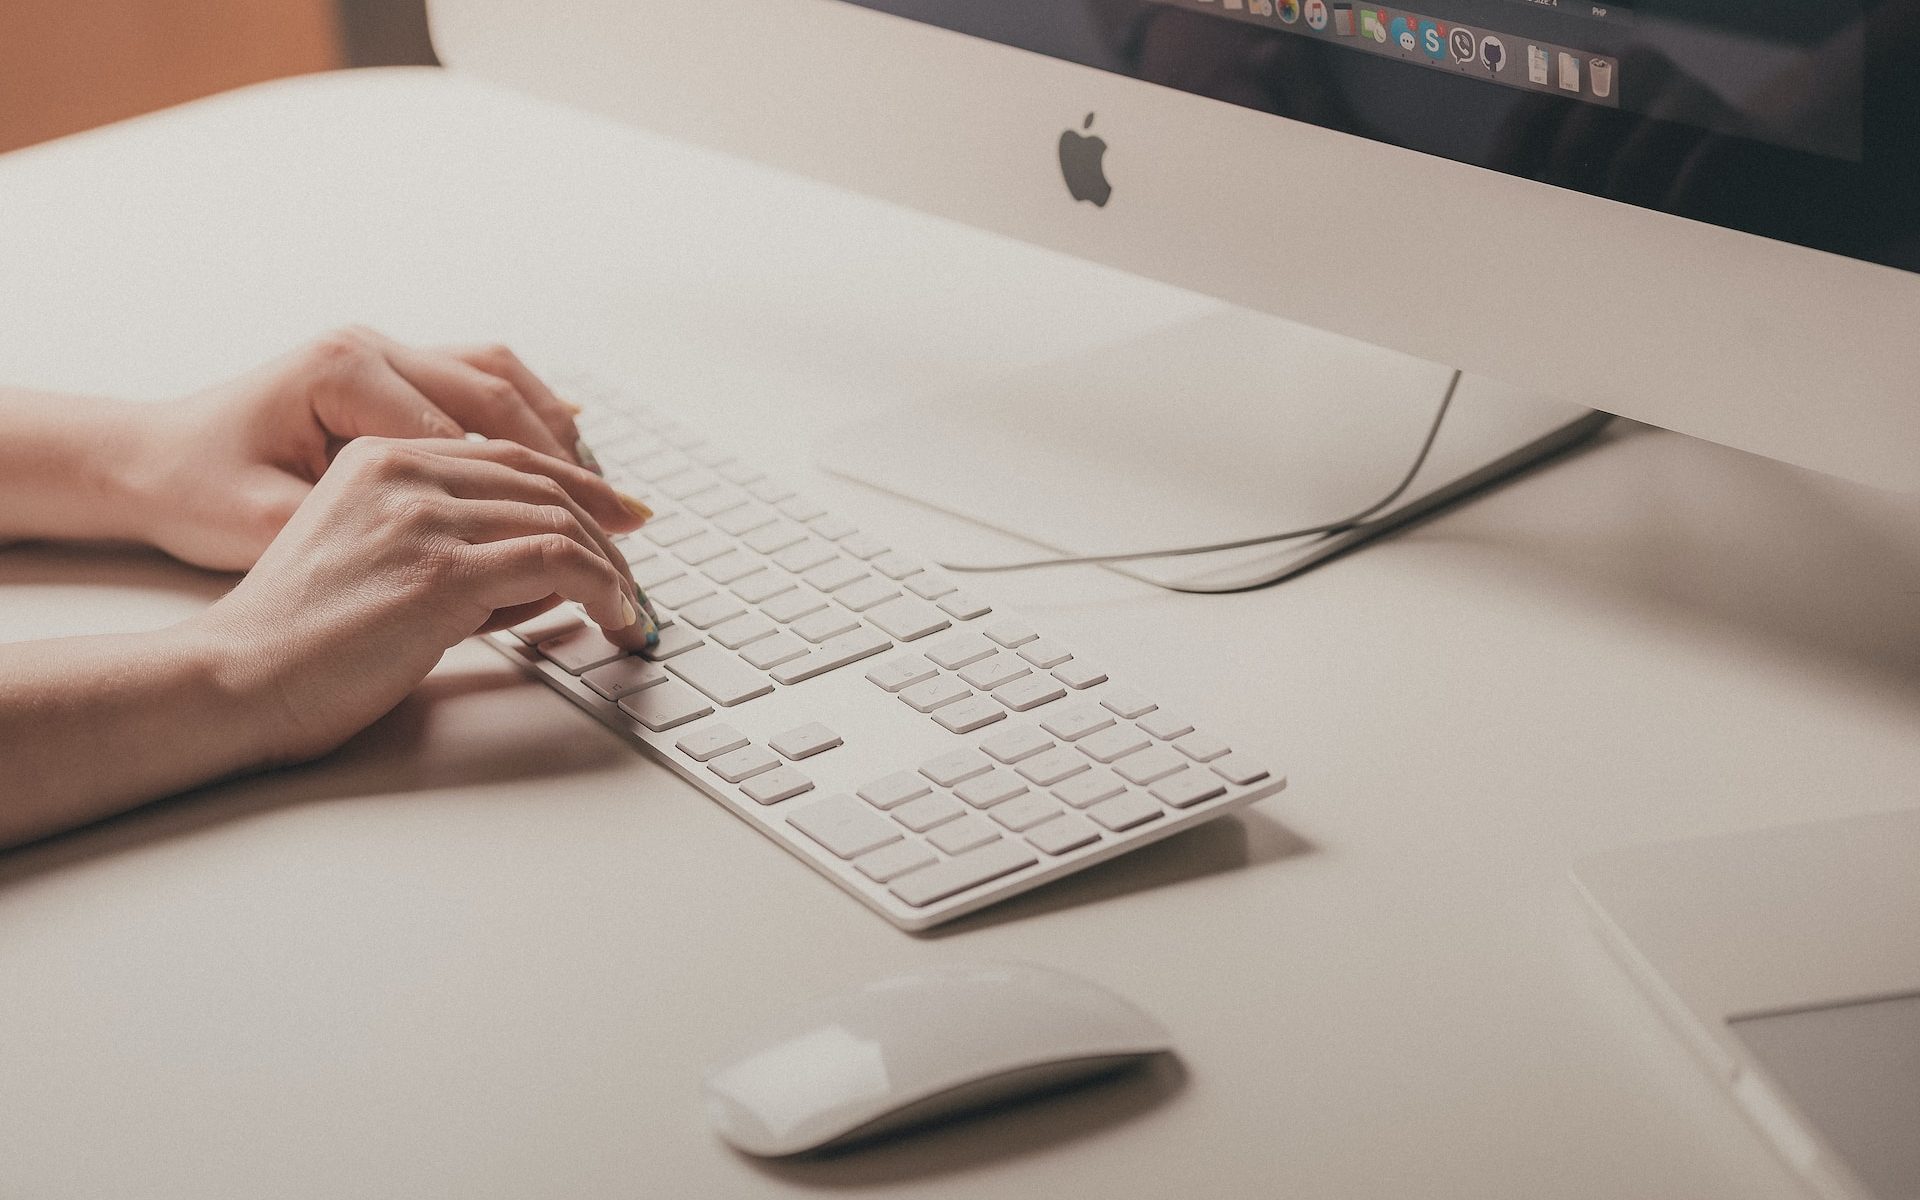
[0, 1, 342, 154]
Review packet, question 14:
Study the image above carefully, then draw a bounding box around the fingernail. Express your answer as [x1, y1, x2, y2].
[575, 437, 604, 476]
[560, 398, 584, 416]
[645, 626, 661, 650]
[463, 430, 488, 443]
[619, 595, 639, 629]
[617, 491, 654, 522]
[638, 590, 661, 628]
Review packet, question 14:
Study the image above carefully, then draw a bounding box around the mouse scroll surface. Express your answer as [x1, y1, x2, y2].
[704, 962, 1174, 1156]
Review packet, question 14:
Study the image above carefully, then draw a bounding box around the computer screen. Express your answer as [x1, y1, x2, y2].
[839, 0, 1918, 274]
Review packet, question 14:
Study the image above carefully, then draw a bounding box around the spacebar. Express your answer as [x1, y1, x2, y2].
[664, 645, 775, 707]
[889, 840, 1037, 908]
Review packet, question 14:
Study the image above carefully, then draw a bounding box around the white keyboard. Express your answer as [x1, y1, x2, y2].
[485, 376, 1287, 931]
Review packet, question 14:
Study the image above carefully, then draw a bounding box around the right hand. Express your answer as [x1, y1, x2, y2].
[185, 435, 656, 767]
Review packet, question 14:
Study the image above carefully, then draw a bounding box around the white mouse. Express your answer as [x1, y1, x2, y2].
[703, 961, 1174, 1157]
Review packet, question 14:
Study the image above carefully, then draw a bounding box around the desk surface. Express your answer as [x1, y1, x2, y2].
[2, 68, 1917, 1200]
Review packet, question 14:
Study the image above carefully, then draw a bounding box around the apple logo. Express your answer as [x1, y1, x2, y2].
[1058, 113, 1112, 208]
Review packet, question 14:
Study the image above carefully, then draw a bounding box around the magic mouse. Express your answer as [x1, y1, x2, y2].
[703, 962, 1174, 1157]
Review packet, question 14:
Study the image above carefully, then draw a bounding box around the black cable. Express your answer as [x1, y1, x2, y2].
[937, 368, 1463, 579]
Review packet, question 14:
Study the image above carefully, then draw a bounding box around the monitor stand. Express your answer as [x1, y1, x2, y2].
[815, 308, 1611, 592]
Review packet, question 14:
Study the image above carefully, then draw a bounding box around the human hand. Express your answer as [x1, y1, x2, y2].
[127, 327, 640, 571]
[183, 435, 656, 767]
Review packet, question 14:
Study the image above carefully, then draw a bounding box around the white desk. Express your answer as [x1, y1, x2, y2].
[2, 69, 1917, 1200]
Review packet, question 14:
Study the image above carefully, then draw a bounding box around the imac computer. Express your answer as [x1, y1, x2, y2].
[428, 0, 1920, 589]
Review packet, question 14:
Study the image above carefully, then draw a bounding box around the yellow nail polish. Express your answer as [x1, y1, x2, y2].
[620, 595, 639, 629]
[617, 492, 655, 522]
[561, 398, 585, 416]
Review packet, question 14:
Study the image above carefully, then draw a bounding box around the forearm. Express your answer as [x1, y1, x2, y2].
[0, 621, 276, 848]
[0, 389, 157, 547]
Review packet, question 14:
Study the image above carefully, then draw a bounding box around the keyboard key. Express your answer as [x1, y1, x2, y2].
[1086, 792, 1165, 831]
[979, 725, 1054, 765]
[534, 624, 627, 674]
[836, 577, 902, 613]
[709, 744, 781, 783]
[899, 675, 970, 713]
[1139, 710, 1195, 741]
[634, 451, 694, 483]
[675, 723, 749, 761]
[715, 504, 777, 537]
[686, 486, 748, 519]
[853, 839, 938, 883]
[1174, 732, 1231, 762]
[1041, 704, 1115, 742]
[665, 645, 775, 707]
[741, 631, 809, 669]
[866, 654, 937, 693]
[744, 521, 808, 555]
[1018, 640, 1073, 669]
[889, 840, 1036, 907]
[858, 771, 931, 810]
[1115, 746, 1187, 785]
[632, 557, 689, 589]
[933, 695, 1006, 734]
[894, 794, 965, 833]
[762, 590, 827, 624]
[984, 619, 1037, 648]
[993, 675, 1067, 713]
[1052, 661, 1109, 690]
[1151, 769, 1229, 808]
[1026, 814, 1101, 856]
[928, 816, 1001, 855]
[1100, 689, 1157, 720]
[792, 607, 861, 644]
[659, 469, 720, 501]
[748, 477, 796, 504]
[779, 496, 828, 523]
[809, 514, 858, 541]
[769, 628, 892, 684]
[582, 656, 669, 701]
[871, 551, 923, 580]
[906, 572, 959, 600]
[679, 594, 747, 630]
[990, 792, 1064, 833]
[770, 722, 843, 760]
[731, 569, 795, 605]
[926, 632, 996, 670]
[641, 512, 704, 545]
[801, 558, 866, 593]
[1212, 753, 1271, 786]
[789, 795, 903, 859]
[920, 748, 992, 787]
[1016, 746, 1090, 787]
[772, 540, 838, 573]
[701, 550, 763, 585]
[649, 575, 716, 610]
[938, 592, 992, 621]
[675, 533, 733, 564]
[839, 534, 888, 560]
[1079, 724, 1151, 763]
[742, 766, 814, 805]
[958, 653, 1029, 691]
[711, 613, 777, 650]
[511, 607, 582, 646]
[619, 682, 713, 731]
[954, 769, 1028, 809]
[1054, 769, 1127, 808]
[866, 597, 951, 642]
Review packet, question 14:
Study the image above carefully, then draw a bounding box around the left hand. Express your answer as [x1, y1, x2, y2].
[126, 327, 625, 571]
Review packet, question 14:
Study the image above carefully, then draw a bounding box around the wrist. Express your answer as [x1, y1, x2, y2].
[158, 614, 297, 776]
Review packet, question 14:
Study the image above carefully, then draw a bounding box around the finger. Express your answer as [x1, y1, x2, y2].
[371, 337, 577, 464]
[479, 598, 564, 635]
[400, 435, 651, 535]
[461, 535, 648, 648]
[303, 338, 465, 443]
[442, 343, 588, 470]
[422, 455, 650, 625]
